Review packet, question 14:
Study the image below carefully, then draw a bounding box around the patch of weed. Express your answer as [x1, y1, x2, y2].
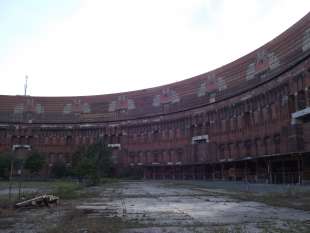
[45, 209, 146, 233]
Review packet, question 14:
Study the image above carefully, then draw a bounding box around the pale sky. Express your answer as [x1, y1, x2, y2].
[0, 0, 309, 97]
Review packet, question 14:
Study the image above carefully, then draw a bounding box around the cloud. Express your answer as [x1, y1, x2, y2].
[0, 0, 309, 96]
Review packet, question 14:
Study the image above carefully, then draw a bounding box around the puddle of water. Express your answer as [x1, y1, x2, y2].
[76, 182, 310, 229]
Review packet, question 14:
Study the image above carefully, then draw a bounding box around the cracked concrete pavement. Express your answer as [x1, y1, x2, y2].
[76, 181, 310, 232]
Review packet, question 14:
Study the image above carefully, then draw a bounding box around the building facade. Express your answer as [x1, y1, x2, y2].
[1, 13, 310, 183]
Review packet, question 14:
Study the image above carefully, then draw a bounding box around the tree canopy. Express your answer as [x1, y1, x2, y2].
[51, 161, 69, 178]
[24, 151, 46, 175]
[72, 141, 113, 184]
[0, 152, 10, 179]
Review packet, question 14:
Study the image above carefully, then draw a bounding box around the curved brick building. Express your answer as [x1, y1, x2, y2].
[1, 13, 310, 183]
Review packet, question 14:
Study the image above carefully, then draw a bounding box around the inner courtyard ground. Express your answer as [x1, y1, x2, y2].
[2, 180, 310, 232]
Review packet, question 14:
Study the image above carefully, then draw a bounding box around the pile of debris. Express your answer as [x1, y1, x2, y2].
[15, 194, 59, 208]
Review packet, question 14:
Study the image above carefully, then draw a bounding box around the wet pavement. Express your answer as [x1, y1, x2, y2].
[2, 181, 310, 232]
[76, 181, 310, 232]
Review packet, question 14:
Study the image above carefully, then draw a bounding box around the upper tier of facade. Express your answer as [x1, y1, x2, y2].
[1, 13, 310, 124]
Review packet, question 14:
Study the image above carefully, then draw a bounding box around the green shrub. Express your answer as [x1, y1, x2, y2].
[0, 155, 10, 179]
[51, 162, 70, 178]
[24, 152, 46, 175]
[53, 182, 81, 199]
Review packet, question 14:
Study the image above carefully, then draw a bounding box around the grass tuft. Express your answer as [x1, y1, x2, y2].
[52, 182, 81, 200]
[45, 209, 144, 233]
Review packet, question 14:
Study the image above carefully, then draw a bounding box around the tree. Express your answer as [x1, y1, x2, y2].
[0, 152, 10, 179]
[51, 161, 69, 178]
[24, 151, 46, 175]
[0, 151, 26, 179]
[72, 141, 113, 184]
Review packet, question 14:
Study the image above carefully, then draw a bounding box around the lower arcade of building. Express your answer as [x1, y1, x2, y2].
[141, 153, 310, 184]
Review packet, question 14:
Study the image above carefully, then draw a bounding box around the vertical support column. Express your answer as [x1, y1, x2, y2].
[305, 87, 309, 107]
[192, 166, 195, 180]
[267, 160, 272, 184]
[294, 92, 299, 111]
[255, 160, 259, 183]
[197, 166, 200, 180]
[162, 167, 165, 180]
[244, 161, 248, 183]
[221, 164, 224, 181]
[203, 165, 206, 180]
[282, 160, 286, 184]
[298, 157, 301, 184]
[143, 168, 146, 180]
[300, 157, 304, 184]
[152, 167, 155, 180]
[172, 166, 176, 180]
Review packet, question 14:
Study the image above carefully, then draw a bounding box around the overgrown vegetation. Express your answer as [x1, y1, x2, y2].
[45, 209, 143, 233]
[71, 141, 113, 185]
[0, 152, 10, 179]
[51, 181, 98, 200]
[233, 189, 310, 211]
[50, 161, 69, 178]
[0, 139, 114, 185]
[0, 150, 47, 179]
[24, 151, 46, 175]
[0, 180, 98, 204]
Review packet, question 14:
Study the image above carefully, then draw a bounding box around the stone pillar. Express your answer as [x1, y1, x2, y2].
[203, 165, 206, 180]
[305, 87, 310, 107]
[192, 166, 195, 180]
[267, 160, 272, 184]
[143, 168, 146, 180]
[298, 157, 304, 185]
[172, 167, 176, 180]
[152, 167, 155, 180]
[255, 160, 259, 183]
[221, 164, 224, 181]
[182, 167, 186, 180]
[244, 161, 248, 183]
[282, 160, 286, 184]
